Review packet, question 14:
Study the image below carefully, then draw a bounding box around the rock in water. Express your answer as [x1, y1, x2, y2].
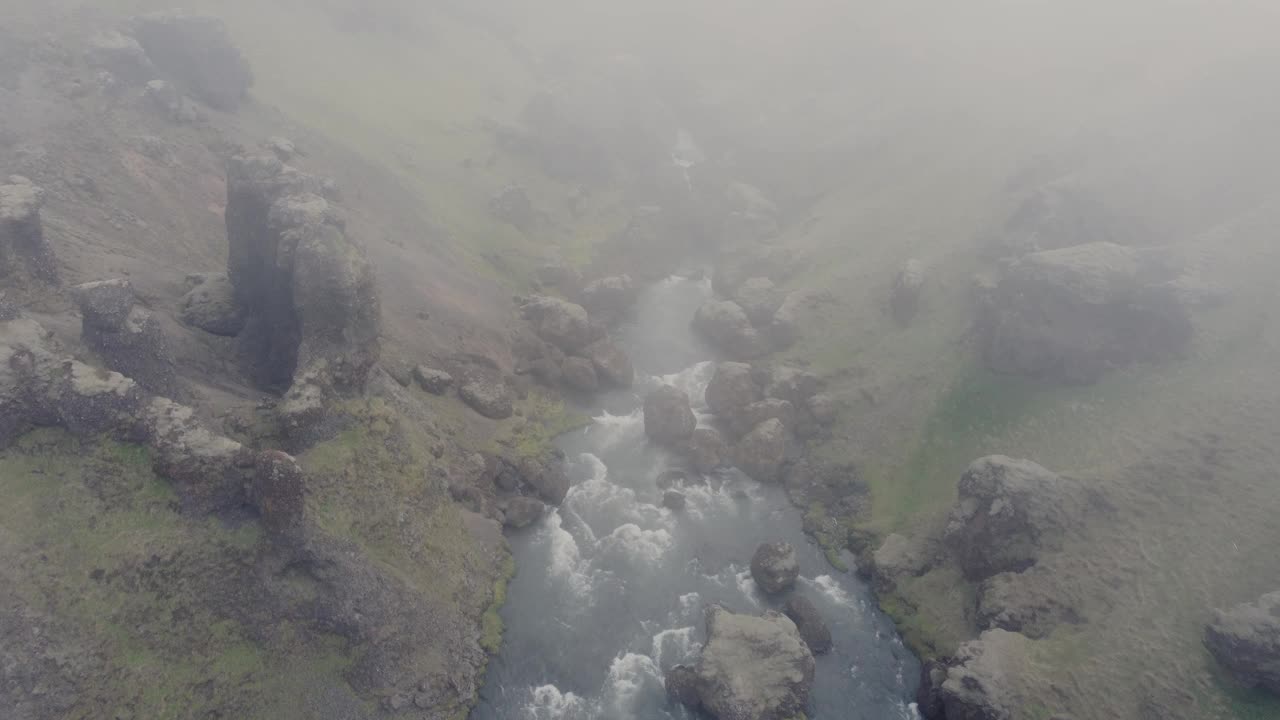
[665, 664, 700, 708]
[690, 605, 815, 720]
[0, 181, 59, 285]
[687, 426, 727, 474]
[501, 496, 545, 529]
[72, 279, 180, 398]
[662, 489, 687, 511]
[981, 242, 1192, 383]
[735, 277, 783, 326]
[751, 541, 799, 594]
[580, 274, 637, 324]
[705, 361, 760, 417]
[643, 384, 696, 446]
[944, 455, 1084, 581]
[734, 418, 788, 483]
[1205, 591, 1280, 693]
[129, 12, 253, 111]
[692, 299, 770, 360]
[179, 272, 244, 336]
[225, 154, 380, 427]
[784, 595, 833, 654]
[585, 339, 633, 388]
[521, 295, 593, 354]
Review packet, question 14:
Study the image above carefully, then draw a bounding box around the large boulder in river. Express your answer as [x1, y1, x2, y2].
[688, 605, 815, 720]
[226, 154, 381, 416]
[501, 496, 545, 529]
[129, 12, 253, 111]
[981, 242, 1192, 383]
[944, 456, 1085, 581]
[1205, 591, 1280, 693]
[693, 299, 770, 360]
[750, 541, 799, 594]
[687, 426, 728, 474]
[783, 595, 832, 655]
[705, 361, 759, 417]
[734, 418, 788, 483]
[734, 277, 784, 326]
[179, 272, 244, 336]
[521, 295, 594, 354]
[0, 180, 58, 285]
[72, 279, 179, 398]
[644, 385, 696, 446]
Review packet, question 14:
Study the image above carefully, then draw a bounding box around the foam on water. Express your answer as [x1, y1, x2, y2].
[651, 626, 700, 667]
[524, 684, 589, 719]
[808, 574, 855, 608]
[601, 653, 663, 718]
[544, 511, 597, 598]
[597, 523, 673, 569]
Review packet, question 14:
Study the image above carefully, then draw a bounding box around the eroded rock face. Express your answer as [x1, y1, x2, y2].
[72, 279, 179, 398]
[940, 630, 1033, 720]
[0, 181, 58, 285]
[944, 456, 1084, 581]
[643, 384, 696, 446]
[129, 12, 253, 111]
[584, 339, 633, 388]
[981, 242, 1193, 383]
[693, 299, 769, 360]
[521, 296, 593, 354]
[580, 274, 637, 324]
[734, 418, 788, 483]
[225, 154, 380, 422]
[705, 361, 759, 418]
[751, 541, 799, 594]
[179, 272, 244, 336]
[783, 595, 832, 655]
[691, 605, 815, 720]
[1205, 591, 1280, 693]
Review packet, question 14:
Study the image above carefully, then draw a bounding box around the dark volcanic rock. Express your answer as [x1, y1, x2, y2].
[250, 449, 307, 537]
[977, 567, 1083, 639]
[783, 595, 833, 654]
[686, 426, 727, 474]
[411, 365, 453, 395]
[580, 274, 637, 324]
[734, 418, 788, 483]
[501, 496, 545, 529]
[130, 11, 254, 111]
[86, 30, 155, 85]
[459, 379, 513, 420]
[730, 398, 795, 437]
[705, 361, 759, 418]
[643, 385, 696, 446]
[72, 279, 180, 398]
[0, 180, 58, 285]
[691, 605, 815, 720]
[665, 664, 701, 709]
[521, 295, 593, 354]
[940, 630, 1031, 720]
[735, 277, 783, 326]
[560, 356, 599, 393]
[662, 489, 687, 511]
[692, 299, 770, 360]
[179, 272, 244, 336]
[981, 242, 1192, 383]
[585, 339, 633, 388]
[225, 154, 381, 422]
[944, 455, 1084, 581]
[1205, 591, 1280, 693]
[516, 455, 570, 506]
[750, 541, 799, 594]
[763, 366, 822, 406]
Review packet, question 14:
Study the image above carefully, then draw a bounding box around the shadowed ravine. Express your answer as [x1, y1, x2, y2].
[474, 276, 921, 720]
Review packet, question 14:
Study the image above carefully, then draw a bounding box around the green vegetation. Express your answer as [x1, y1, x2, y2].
[481, 554, 518, 654]
[488, 389, 592, 460]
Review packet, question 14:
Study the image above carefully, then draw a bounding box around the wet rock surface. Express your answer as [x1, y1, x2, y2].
[521, 295, 593, 354]
[734, 418, 788, 483]
[939, 630, 1033, 720]
[643, 384, 696, 446]
[750, 541, 800, 594]
[784, 594, 833, 655]
[705, 361, 760, 417]
[686, 605, 816, 720]
[693, 298, 769, 360]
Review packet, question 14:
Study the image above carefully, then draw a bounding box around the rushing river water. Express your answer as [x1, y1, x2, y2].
[473, 275, 921, 720]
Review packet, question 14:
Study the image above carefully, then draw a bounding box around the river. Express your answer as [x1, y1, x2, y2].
[473, 274, 921, 720]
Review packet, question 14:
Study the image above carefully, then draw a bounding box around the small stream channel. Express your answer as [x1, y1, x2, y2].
[473, 275, 921, 720]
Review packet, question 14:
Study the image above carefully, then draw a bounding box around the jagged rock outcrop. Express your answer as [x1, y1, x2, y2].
[734, 418, 788, 483]
[693, 299, 769, 360]
[0, 179, 58, 285]
[179, 272, 244, 336]
[890, 258, 925, 323]
[750, 541, 799, 594]
[72, 279, 179, 398]
[1205, 591, 1280, 693]
[945, 456, 1085, 581]
[705, 361, 759, 417]
[225, 154, 381, 429]
[580, 274, 637, 324]
[560, 356, 599, 393]
[976, 566, 1083, 639]
[643, 384, 696, 446]
[939, 630, 1035, 720]
[129, 12, 253, 111]
[783, 595, 832, 655]
[521, 295, 593, 354]
[672, 605, 815, 720]
[981, 242, 1193, 383]
[584, 339, 633, 388]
